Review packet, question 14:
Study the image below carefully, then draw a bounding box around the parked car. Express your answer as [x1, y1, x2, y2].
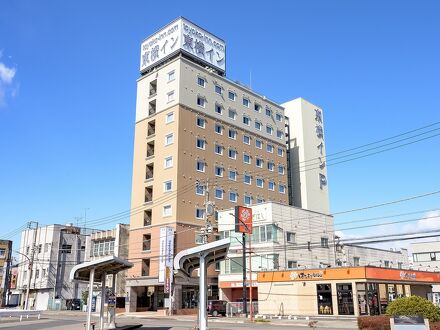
[66, 298, 81, 310]
[207, 300, 227, 317]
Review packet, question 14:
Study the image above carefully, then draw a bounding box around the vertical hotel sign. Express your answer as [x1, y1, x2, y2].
[159, 226, 174, 293]
[140, 17, 226, 74]
[234, 206, 253, 234]
[314, 108, 327, 190]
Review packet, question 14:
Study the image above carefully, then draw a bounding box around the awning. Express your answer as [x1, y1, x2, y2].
[174, 238, 230, 278]
[70, 255, 133, 282]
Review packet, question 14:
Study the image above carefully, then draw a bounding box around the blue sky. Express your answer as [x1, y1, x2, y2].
[1, 1, 440, 252]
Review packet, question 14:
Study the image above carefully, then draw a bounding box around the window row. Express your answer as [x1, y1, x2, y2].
[196, 155, 285, 174]
[196, 97, 284, 139]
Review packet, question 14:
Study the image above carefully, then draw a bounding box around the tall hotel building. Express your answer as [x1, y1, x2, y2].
[126, 18, 329, 312]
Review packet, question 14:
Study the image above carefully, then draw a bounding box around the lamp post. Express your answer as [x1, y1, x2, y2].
[14, 250, 31, 310]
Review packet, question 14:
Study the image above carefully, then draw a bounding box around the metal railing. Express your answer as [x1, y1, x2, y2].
[226, 301, 258, 317]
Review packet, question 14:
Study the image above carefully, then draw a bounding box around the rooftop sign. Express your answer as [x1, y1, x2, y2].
[140, 17, 226, 74]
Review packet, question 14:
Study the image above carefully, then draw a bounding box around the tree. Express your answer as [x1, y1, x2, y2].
[81, 290, 89, 306]
[386, 296, 440, 322]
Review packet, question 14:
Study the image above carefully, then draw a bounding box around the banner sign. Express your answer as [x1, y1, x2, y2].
[158, 226, 174, 294]
[234, 206, 253, 234]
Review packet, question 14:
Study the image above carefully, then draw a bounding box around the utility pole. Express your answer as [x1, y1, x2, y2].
[24, 221, 38, 310]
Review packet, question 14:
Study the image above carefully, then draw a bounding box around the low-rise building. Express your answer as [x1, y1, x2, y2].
[0, 240, 12, 307]
[410, 241, 440, 305]
[16, 224, 89, 310]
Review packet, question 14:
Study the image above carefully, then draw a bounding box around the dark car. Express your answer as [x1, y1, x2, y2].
[66, 298, 81, 310]
[207, 300, 227, 317]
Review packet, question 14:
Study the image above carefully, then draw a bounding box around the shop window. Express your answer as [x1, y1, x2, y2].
[367, 283, 380, 315]
[337, 283, 354, 315]
[356, 283, 368, 315]
[353, 257, 360, 266]
[317, 284, 333, 315]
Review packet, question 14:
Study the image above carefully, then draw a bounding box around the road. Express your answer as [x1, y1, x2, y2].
[0, 311, 358, 330]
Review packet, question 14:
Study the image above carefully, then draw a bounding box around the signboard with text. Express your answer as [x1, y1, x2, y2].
[158, 226, 174, 294]
[234, 206, 253, 234]
[140, 17, 226, 73]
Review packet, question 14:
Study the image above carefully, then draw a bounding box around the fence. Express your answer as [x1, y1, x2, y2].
[226, 301, 258, 317]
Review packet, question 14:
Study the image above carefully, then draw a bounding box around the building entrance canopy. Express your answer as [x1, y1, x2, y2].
[70, 256, 133, 330]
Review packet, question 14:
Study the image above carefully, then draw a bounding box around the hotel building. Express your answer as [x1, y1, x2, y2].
[127, 17, 290, 312]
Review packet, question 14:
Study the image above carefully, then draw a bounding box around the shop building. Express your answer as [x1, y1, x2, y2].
[127, 17, 291, 312]
[257, 267, 440, 317]
[0, 240, 12, 307]
[411, 240, 440, 305]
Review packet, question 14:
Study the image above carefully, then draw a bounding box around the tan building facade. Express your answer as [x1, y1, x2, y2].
[0, 240, 12, 307]
[127, 20, 289, 312]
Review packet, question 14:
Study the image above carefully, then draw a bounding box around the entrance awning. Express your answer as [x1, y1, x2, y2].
[70, 255, 133, 282]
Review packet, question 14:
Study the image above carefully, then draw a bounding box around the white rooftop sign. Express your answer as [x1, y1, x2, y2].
[140, 17, 226, 73]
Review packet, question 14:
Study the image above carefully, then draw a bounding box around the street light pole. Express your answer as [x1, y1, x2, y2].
[242, 232, 247, 317]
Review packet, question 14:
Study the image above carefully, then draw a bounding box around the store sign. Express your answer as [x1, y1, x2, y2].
[234, 206, 253, 234]
[140, 17, 226, 73]
[290, 270, 324, 281]
[314, 108, 327, 190]
[400, 271, 417, 280]
[158, 226, 174, 294]
[219, 281, 258, 288]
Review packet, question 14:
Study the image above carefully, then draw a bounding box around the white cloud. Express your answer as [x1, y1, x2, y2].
[0, 62, 16, 84]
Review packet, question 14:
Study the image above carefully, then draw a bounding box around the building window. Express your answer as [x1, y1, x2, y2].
[165, 133, 174, 146]
[398, 262, 403, 269]
[243, 134, 250, 145]
[144, 210, 152, 226]
[256, 157, 263, 168]
[266, 107, 272, 117]
[228, 148, 237, 159]
[197, 96, 206, 108]
[196, 184, 205, 195]
[243, 115, 250, 126]
[215, 166, 224, 177]
[278, 147, 284, 157]
[268, 181, 275, 191]
[165, 112, 174, 124]
[277, 129, 284, 139]
[196, 117, 206, 128]
[321, 237, 329, 248]
[267, 161, 274, 171]
[278, 165, 285, 174]
[215, 188, 224, 200]
[255, 139, 263, 149]
[279, 184, 286, 194]
[215, 85, 222, 95]
[267, 144, 274, 153]
[164, 156, 173, 169]
[196, 208, 205, 219]
[143, 234, 151, 251]
[275, 113, 282, 122]
[163, 180, 172, 193]
[256, 197, 265, 204]
[142, 259, 150, 276]
[288, 260, 298, 269]
[353, 257, 360, 266]
[243, 97, 250, 108]
[198, 77, 206, 87]
[244, 174, 252, 185]
[35, 269, 40, 278]
[228, 91, 236, 101]
[215, 144, 223, 155]
[229, 192, 238, 203]
[317, 284, 333, 315]
[168, 70, 175, 82]
[163, 205, 172, 217]
[384, 260, 390, 267]
[254, 103, 261, 112]
[266, 125, 273, 135]
[228, 170, 237, 181]
[44, 243, 50, 253]
[243, 153, 251, 164]
[228, 129, 237, 140]
[255, 121, 262, 131]
[260, 224, 275, 242]
[167, 91, 175, 103]
[228, 109, 237, 120]
[215, 123, 223, 134]
[196, 160, 205, 172]
[215, 104, 223, 115]
[256, 177, 264, 188]
[286, 232, 296, 243]
[61, 244, 72, 254]
[196, 138, 206, 149]
[244, 194, 252, 206]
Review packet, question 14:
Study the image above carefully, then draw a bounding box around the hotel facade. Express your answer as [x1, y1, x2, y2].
[127, 18, 292, 312]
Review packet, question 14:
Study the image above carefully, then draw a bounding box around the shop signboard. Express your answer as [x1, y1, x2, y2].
[158, 226, 174, 294]
[108, 294, 116, 308]
[234, 206, 253, 234]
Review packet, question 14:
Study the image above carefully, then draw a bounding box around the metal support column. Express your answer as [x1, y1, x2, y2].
[100, 272, 106, 330]
[87, 268, 95, 330]
[199, 253, 207, 330]
[242, 233, 247, 317]
[108, 274, 116, 329]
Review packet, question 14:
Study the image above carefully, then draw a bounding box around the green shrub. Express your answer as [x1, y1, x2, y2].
[386, 296, 440, 322]
[358, 316, 390, 330]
